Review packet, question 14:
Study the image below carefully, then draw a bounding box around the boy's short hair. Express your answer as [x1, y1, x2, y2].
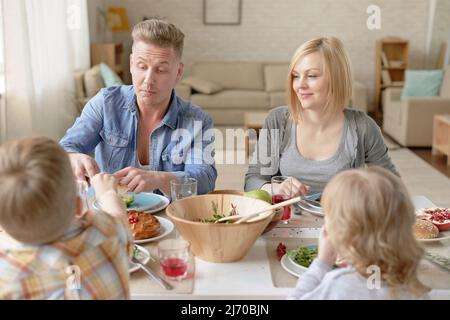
[132, 18, 185, 59]
[0, 137, 76, 244]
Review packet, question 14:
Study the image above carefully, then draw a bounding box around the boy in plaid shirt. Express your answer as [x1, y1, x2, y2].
[0, 137, 133, 299]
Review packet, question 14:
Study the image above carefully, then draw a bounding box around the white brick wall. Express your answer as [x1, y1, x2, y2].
[98, 0, 432, 110]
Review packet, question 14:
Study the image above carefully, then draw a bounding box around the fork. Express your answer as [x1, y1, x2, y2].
[131, 256, 174, 290]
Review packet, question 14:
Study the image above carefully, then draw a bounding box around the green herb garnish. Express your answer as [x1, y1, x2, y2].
[287, 246, 318, 268]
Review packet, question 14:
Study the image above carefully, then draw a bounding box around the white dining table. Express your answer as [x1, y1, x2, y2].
[131, 195, 450, 300]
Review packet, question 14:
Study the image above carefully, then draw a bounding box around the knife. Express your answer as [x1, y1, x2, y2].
[131, 256, 174, 290]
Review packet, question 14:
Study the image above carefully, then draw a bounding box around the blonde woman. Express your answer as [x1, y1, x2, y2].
[288, 167, 429, 300]
[244, 37, 398, 197]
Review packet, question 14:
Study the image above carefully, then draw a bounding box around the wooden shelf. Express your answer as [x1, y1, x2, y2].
[432, 114, 450, 165]
[381, 84, 404, 89]
[374, 37, 409, 117]
[434, 144, 448, 155]
[382, 66, 406, 70]
[90, 43, 124, 79]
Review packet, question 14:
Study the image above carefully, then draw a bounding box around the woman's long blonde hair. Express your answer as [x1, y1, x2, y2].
[287, 37, 353, 121]
[322, 167, 429, 297]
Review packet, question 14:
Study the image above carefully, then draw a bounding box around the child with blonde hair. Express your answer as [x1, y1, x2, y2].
[0, 136, 133, 299]
[288, 166, 429, 299]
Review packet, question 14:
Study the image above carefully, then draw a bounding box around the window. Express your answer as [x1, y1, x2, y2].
[0, 0, 5, 143]
[0, 0, 4, 94]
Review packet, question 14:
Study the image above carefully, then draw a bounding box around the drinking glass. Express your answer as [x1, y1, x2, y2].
[77, 180, 89, 213]
[158, 239, 190, 281]
[170, 177, 197, 201]
[271, 176, 293, 224]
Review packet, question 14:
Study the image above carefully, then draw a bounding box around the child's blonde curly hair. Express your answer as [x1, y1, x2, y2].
[322, 166, 429, 297]
[0, 136, 77, 244]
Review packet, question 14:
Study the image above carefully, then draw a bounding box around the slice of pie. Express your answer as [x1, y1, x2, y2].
[127, 210, 161, 240]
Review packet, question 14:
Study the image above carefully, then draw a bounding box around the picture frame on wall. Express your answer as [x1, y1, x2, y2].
[203, 0, 242, 25]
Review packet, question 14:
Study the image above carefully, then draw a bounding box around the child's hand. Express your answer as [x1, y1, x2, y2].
[91, 173, 126, 218]
[318, 227, 337, 267]
[91, 173, 118, 197]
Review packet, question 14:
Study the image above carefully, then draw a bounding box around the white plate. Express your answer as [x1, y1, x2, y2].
[129, 245, 150, 273]
[293, 193, 323, 217]
[134, 216, 174, 244]
[280, 254, 308, 278]
[417, 230, 450, 242]
[415, 207, 450, 242]
[93, 193, 170, 214]
[295, 202, 323, 217]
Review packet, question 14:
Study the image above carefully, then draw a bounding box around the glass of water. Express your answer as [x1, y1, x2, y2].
[170, 177, 197, 201]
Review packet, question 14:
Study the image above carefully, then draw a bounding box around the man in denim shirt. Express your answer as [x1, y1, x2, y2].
[60, 19, 216, 195]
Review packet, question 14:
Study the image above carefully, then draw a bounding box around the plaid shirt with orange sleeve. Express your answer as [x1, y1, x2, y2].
[0, 210, 133, 299]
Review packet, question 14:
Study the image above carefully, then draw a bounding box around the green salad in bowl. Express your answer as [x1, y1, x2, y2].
[287, 244, 318, 268]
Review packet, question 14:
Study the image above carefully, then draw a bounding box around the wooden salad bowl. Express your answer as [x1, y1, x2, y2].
[166, 194, 274, 262]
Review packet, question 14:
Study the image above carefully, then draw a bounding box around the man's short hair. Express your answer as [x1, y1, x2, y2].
[0, 137, 76, 244]
[132, 18, 185, 59]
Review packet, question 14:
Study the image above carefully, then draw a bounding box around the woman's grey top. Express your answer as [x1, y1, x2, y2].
[287, 259, 429, 300]
[279, 116, 353, 195]
[244, 107, 399, 192]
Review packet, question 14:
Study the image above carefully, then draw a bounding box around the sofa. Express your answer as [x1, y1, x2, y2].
[73, 64, 105, 114]
[382, 66, 450, 147]
[176, 62, 368, 126]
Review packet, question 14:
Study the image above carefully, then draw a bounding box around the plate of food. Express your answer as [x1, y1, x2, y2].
[93, 191, 170, 214]
[281, 244, 318, 277]
[129, 245, 151, 273]
[127, 210, 174, 244]
[415, 207, 450, 242]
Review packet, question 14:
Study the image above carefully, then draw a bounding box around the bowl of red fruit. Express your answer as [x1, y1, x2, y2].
[416, 207, 450, 231]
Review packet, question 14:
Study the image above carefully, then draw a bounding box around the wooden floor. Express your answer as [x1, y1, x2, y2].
[410, 148, 450, 178]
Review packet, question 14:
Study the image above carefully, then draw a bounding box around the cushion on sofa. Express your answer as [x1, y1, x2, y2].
[84, 65, 104, 97]
[191, 62, 264, 90]
[269, 92, 287, 108]
[401, 70, 444, 100]
[191, 90, 269, 109]
[100, 63, 124, 87]
[74, 70, 86, 99]
[264, 63, 289, 92]
[181, 76, 223, 94]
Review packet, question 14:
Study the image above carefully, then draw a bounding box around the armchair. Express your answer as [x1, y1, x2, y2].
[383, 66, 450, 146]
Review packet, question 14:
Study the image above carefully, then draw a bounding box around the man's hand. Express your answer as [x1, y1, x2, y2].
[114, 167, 177, 195]
[68, 153, 100, 182]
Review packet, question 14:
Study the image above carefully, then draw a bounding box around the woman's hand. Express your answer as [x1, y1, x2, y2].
[318, 227, 337, 267]
[290, 177, 311, 196]
[270, 177, 310, 197]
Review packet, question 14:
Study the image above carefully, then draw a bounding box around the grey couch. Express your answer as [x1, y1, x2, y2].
[176, 61, 368, 126]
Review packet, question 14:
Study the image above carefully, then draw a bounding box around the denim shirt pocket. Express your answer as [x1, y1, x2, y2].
[161, 149, 185, 172]
[99, 129, 131, 172]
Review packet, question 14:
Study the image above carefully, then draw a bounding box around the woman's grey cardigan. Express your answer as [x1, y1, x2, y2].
[244, 107, 399, 191]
